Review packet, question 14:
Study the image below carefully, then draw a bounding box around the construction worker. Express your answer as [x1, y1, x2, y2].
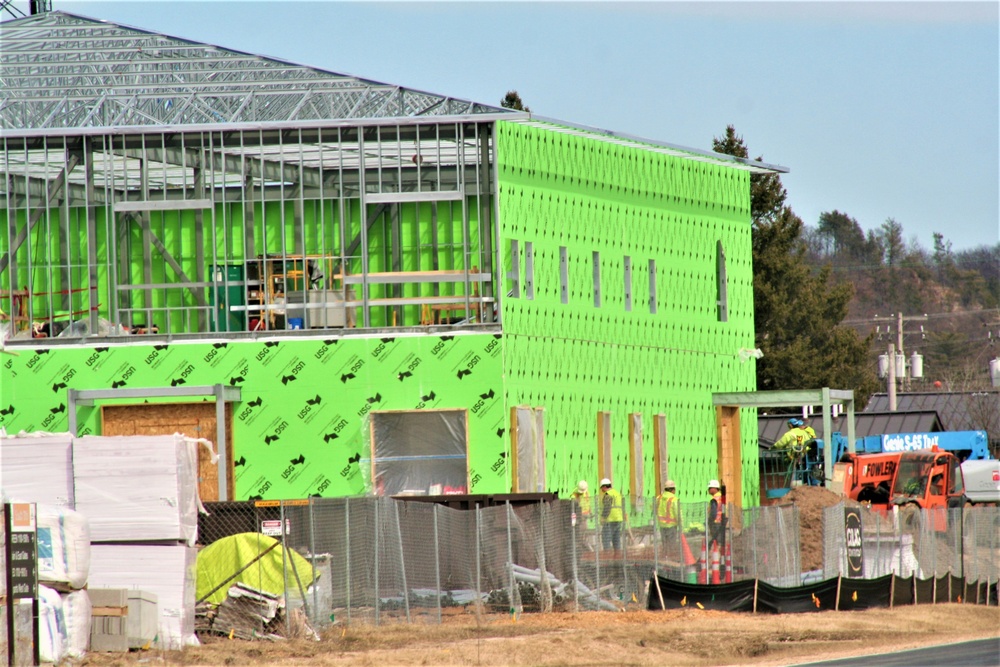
[774, 418, 811, 462]
[655, 480, 680, 550]
[570, 480, 592, 520]
[801, 419, 817, 441]
[598, 478, 625, 556]
[707, 480, 725, 547]
[570, 480, 594, 550]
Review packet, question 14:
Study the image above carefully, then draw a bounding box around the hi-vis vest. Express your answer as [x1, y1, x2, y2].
[572, 491, 592, 517]
[710, 491, 724, 524]
[601, 488, 623, 523]
[656, 492, 678, 527]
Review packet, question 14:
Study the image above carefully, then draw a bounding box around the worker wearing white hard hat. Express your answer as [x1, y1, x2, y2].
[656, 480, 680, 550]
[570, 480, 592, 525]
[707, 480, 726, 549]
[598, 479, 625, 556]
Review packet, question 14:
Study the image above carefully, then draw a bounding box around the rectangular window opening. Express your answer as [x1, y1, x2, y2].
[624, 255, 632, 312]
[511, 406, 546, 492]
[525, 241, 535, 300]
[716, 240, 728, 322]
[592, 251, 601, 308]
[559, 246, 569, 305]
[371, 410, 469, 496]
[648, 259, 657, 314]
[508, 238, 520, 299]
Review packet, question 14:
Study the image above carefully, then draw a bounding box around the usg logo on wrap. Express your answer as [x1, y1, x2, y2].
[844, 507, 864, 578]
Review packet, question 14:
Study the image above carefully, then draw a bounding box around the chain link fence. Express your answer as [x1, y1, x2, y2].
[196, 496, 804, 629]
[822, 502, 1000, 584]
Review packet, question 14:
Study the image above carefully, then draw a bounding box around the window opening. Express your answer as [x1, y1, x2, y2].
[559, 246, 568, 304]
[592, 251, 601, 308]
[648, 259, 657, 314]
[716, 240, 728, 322]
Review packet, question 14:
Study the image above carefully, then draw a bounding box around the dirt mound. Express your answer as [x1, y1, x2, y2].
[776, 485, 844, 572]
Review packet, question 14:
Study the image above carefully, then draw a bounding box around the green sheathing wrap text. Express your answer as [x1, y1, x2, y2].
[495, 121, 759, 506]
[0, 333, 506, 500]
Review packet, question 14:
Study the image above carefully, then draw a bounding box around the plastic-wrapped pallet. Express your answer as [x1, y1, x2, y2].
[38, 584, 66, 664]
[73, 434, 208, 545]
[62, 588, 92, 659]
[37, 503, 91, 589]
[0, 432, 74, 507]
[89, 543, 199, 649]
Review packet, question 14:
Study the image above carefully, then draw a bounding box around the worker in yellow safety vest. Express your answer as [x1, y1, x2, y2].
[570, 480, 593, 524]
[656, 480, 680, 548]
[707, 480, 726, 547]
[774, 418, 812, 463]
[598, 478, 625, 555]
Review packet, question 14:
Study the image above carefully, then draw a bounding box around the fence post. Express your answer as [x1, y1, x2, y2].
[374, 497, 380, 626]
[393, 499, 410, 623]
[280, 501, 291, 637]
[538, 500, 551, 612]
[595, 511, 602, 601]
[475, 504, 482, 617]
[433, 504, 442, 624]
[344, 497, 351, 625]
[571, 500, 579, 612]
[506, 501, 516, 615]
[308, 498, 318, 626]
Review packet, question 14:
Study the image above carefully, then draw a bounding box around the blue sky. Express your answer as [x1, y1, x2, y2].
[9, 1, 999, 251]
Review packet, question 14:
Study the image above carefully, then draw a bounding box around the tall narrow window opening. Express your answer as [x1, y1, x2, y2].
[716, 240, 728, 322]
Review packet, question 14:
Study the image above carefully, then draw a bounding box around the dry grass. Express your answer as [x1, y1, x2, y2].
[82, 605, 1000, 667]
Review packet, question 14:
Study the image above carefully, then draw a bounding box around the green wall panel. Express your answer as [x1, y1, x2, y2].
[496, 121, 760, 506]
[0, 333, 506, 500]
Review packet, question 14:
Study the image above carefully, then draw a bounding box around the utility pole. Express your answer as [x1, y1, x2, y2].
[874, 313, 928, 393]
[887, 343, 897, 411]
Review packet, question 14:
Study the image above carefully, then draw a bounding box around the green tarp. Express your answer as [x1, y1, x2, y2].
[196, 533, 318, 606]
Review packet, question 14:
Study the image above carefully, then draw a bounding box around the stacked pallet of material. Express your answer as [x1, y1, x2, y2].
[75, 434, 211, 649]
[0, 432, 75, 507]
[89, 543, 197, 649]
[73, 434, 203, 545]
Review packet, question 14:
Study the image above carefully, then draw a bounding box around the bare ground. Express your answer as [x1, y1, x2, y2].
[81, 604, 1000, 667]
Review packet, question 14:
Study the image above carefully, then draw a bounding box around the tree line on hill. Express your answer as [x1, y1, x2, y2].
[711, 125, 999, 407]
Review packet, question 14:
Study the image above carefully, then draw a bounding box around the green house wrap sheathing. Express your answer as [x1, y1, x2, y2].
[494, 121, 759, 505]
[0, 333, 506, 499]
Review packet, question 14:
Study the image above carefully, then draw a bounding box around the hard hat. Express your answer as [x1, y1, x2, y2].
[788, 418, 801, 427]
[708, 479, 720, 489]
[600, 478, 612, 487]
[664, 480, 676, 489]
[577, 480, 588, 493]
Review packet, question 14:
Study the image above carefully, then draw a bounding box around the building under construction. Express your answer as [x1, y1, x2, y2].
[0, 11, 786, 504]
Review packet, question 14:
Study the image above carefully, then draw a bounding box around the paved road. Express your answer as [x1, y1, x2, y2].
[794, 637, 1000, 667]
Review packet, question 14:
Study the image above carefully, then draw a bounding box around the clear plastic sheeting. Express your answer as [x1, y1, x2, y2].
[0, 432, 75, 508]
[74, 434, 202, 545]
[515, 407, 545, 493]
[371, 411, 468, 497]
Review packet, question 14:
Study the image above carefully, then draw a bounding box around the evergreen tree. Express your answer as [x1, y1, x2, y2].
[713, 126, 878, 400]
[500, 90, 530, 112]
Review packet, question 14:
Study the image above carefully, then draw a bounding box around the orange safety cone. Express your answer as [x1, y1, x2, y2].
[681, 533, 697, 566]
[724, 543, 733, 583]
[697, 558, 707, 584]
[710, 545, 721, 585]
